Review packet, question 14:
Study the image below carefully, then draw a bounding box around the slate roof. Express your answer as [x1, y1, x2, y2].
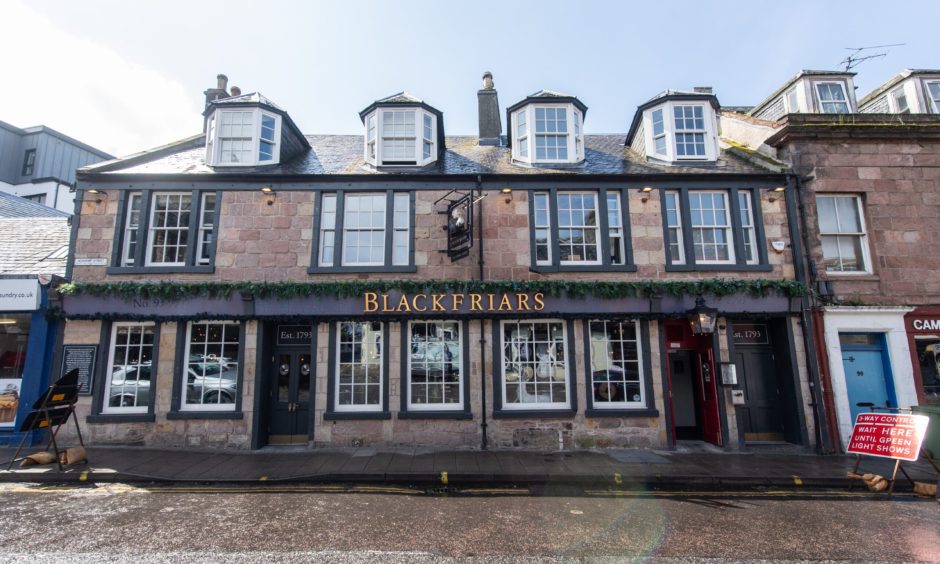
[749, 70, 855, 117]
[210, 92, 283, 111]
[0, 192, 70, 218]
[90, 134, 778, 177]
[374, 92, 424, 104]
[858, 69, 940, 107]
[0, 217, 69, 276]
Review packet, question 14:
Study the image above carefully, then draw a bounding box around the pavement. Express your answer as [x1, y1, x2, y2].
[2, 443, 939, 492]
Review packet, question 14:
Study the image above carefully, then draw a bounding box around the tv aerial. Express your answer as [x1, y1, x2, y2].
[840, 43, 905, 71]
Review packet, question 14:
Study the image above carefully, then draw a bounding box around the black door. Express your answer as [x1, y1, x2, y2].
[268, 349, 311, 445]
[734, 348, 785, 442]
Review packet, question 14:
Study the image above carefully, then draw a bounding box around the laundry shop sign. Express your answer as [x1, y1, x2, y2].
[364, 291, 546, 314]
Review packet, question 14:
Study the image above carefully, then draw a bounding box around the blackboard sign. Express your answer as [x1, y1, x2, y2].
[276, 325, 314, 346]
[732, 323, 769, 345]
[61, 345, 97, 395]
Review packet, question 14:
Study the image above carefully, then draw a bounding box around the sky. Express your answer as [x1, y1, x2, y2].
[1, 0, 937, 157]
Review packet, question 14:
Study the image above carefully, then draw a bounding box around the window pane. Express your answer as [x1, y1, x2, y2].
[589, 320, 644, 406]
[835, 196, 861, 232]
[342, 194, 387, 266]
[501, 321, 568, 408]
[336, 322, 382, 409]
[148, 193, 192, 265]
[689, 191, 731, 263]
[105, 323, 154, 412]
[184, 322, 240, 409]
[409, 321, 461, 408]
[557, 192, 599, 263]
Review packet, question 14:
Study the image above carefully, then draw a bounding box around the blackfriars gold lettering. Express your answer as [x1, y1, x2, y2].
[362, 292, 546, 314]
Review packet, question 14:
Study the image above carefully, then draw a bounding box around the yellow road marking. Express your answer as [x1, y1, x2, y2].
[792, 475, 803, 486]
[440, 471, 448, 485]
[79, 471, 88, 482]
[614, 473, 623, 485]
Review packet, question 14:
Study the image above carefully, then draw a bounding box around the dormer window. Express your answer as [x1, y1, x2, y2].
[815, 82, 850, 113]
[205, 108, 281, 166]
[639, 100, 718, 163]
[362, 107, 438, 167]
[511, 104, 585, 165]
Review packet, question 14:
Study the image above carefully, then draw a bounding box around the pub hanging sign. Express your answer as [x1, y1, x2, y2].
[364, 291, 545, 314]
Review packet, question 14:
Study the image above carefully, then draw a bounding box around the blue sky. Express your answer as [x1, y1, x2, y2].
[1, 0, 936, 156]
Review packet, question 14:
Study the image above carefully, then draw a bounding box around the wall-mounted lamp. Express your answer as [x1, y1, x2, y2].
[688, 296, 719, 335]
[501, 187, 513, 204]
[260, 185, 276, 205]
[639, 186, 654, 203]
[86, 188, 108, 204]
[767, 186, 786, 202]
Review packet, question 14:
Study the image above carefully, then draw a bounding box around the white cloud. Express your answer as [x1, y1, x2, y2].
[0, 1, 200, 157]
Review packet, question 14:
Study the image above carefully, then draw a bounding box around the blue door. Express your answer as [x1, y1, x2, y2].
[840, 333, 896, 424]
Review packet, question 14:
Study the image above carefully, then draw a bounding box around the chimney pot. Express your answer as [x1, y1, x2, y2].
[693, 86, 713, 94]
[230, 86, 241, 97]
[482, 71, 494, 90]
[217, 74, 229, 91]
[478, 71, 500, 145]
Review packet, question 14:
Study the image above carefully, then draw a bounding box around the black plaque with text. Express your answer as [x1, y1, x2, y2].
[276, 325, 315, 346]
[61, 345, 97, 395]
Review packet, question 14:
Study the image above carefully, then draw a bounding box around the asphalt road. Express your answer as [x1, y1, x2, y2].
[0, 483, 937, 562]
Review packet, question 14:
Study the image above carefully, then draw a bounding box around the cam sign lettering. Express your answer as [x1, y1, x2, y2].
[846, 413, 930, 462]
[0, 279, 40, 311]
[912, 319, 940, 331]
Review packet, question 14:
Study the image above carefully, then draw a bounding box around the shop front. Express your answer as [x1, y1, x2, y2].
[0, 277, 59, 446]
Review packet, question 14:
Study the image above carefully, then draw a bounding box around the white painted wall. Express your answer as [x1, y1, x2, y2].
[0, 179, 74, 213]
[822, 307, 918, 448]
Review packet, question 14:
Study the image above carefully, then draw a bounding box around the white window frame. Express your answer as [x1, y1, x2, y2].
[817, 194, 872, 274]
[121, 193, 142, 266]
[145, 192, 193, 267]
[181, 321, 240, 412]
[785, 87, 801, 113]
[651, 108, 667, 156]
[206, 108, 282, 167]
[664, 190, 685, 265]
[341, 193, 387, 266]
[533, 192, 551, 266]
[102, 322, 155, 415]
[316, 191, 412, 269]
[689, 191, 735, 265]
[738, 191, 759, 265]
[365, 108, 437, 167]
[500, 319, 570, 411]
[334, 321, 384, 413]
[926, 80, 940, 114]
[643, 101, 718, 163]
[511, 104, 583, 165]
[606, 192, 626, 266]
[814, 81, 851, 114]
[196, 193, 216, 266]
[556, 191, 601, 266]
[318, 194, 337, 267]
[890, 86, 910, 114]
[406, 320, 463, 411]
[588, 319, 645, 409]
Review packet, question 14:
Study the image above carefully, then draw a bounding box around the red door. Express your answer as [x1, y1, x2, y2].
[697, 349, 722, 446]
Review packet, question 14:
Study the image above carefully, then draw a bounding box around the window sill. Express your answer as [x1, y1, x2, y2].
[585, 408, 660, 418]
[665, 264, 773, 273]
[107, 265, 215, 275]
[530, 264, 637, 274]
[323, 411, 391, 421]
[397, 410, 472, 420]
[309, 266, 418, 275]
[492, 408, 576, 419]
[166, 411, 244, 420]
[823, 272, 878, 281]
[87, 413, 155, 424]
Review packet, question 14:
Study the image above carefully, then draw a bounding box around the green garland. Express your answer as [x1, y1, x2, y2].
[58, 279, 804, 301]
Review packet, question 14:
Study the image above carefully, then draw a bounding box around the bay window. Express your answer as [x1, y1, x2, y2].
[311, 191, 415, 273]
[640, 101, 718, 163]
[511, 104, 585, 165]
[206, 108, 281, 166]
[361, 108, 438, 167]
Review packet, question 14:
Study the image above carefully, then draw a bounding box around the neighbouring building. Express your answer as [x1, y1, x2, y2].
[723, 69, 940, 451]
[0, 192, 70, 445]
[57, 72, 816, 452]
[0, 120, 113, 214]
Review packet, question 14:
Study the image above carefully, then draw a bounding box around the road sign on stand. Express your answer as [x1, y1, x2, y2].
[847, 412, 930, 461]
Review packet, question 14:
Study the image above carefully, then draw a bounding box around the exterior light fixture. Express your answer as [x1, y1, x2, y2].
[688, 296, 719, 335]
[501, 187, 513, 203]
[767, 186, 785, 202]
[86, 188, 107, 204]
[261, 185, 276, 205]
[639, 186, 653, 202]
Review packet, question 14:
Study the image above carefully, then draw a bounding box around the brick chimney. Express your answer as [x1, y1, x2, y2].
[478, 71, 501, 146]
[204, 73, 230, 109]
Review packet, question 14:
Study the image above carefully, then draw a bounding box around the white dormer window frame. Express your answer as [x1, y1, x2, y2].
[785, 87, 801, 113]
[206, 108, 282, 167]
[363, 108, 437, 167]
[814, 81, 851, 114]
[641, 101, 718, 163]
[511, 104, 584, 165]
[890, 85, 911, 114]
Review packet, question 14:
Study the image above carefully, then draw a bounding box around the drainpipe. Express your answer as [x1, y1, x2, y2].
[476, 174, 488, 450]
[787, 169, 838, 453]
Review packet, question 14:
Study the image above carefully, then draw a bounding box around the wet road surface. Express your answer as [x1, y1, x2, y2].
[0, 483, 937, 562]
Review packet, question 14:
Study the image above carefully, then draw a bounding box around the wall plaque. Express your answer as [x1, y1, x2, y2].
[732, 323, 769, 345]
[60, 345, 97, 395]
[276, 325, 315, 346]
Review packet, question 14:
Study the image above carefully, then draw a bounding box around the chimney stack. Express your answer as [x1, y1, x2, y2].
[204, 73, 230, 109]
[693, 86, 713, 94]
[478, 71, 501, 146]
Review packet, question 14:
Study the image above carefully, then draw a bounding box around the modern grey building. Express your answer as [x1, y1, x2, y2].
[0, 120, 112, 214]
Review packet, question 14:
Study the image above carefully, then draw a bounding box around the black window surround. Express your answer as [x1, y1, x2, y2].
[21, 149, 36, 176]
[87, 321, 159, 423]
[324, 321, 392, 420]
[528, 187, 636, 273]
[167, 321, 246, 420]
[108, 189, 220, 274]
[491, 318, 578, 419]
[659, 186, 771, 272]
[309, 190, 417, 274]
[583, 319, 659, 418]
[398, 319, 472, 420]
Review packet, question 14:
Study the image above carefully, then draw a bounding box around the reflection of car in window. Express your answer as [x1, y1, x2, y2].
[410, 341, 459, 381]
[108, 363, 153, 407]
[186, 359, 238, 405]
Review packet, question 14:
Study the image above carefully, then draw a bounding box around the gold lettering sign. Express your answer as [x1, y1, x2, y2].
[362, 292, 545, 314]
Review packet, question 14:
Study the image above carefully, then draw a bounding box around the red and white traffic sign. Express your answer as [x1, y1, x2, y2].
[846, 412, 930, 461]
